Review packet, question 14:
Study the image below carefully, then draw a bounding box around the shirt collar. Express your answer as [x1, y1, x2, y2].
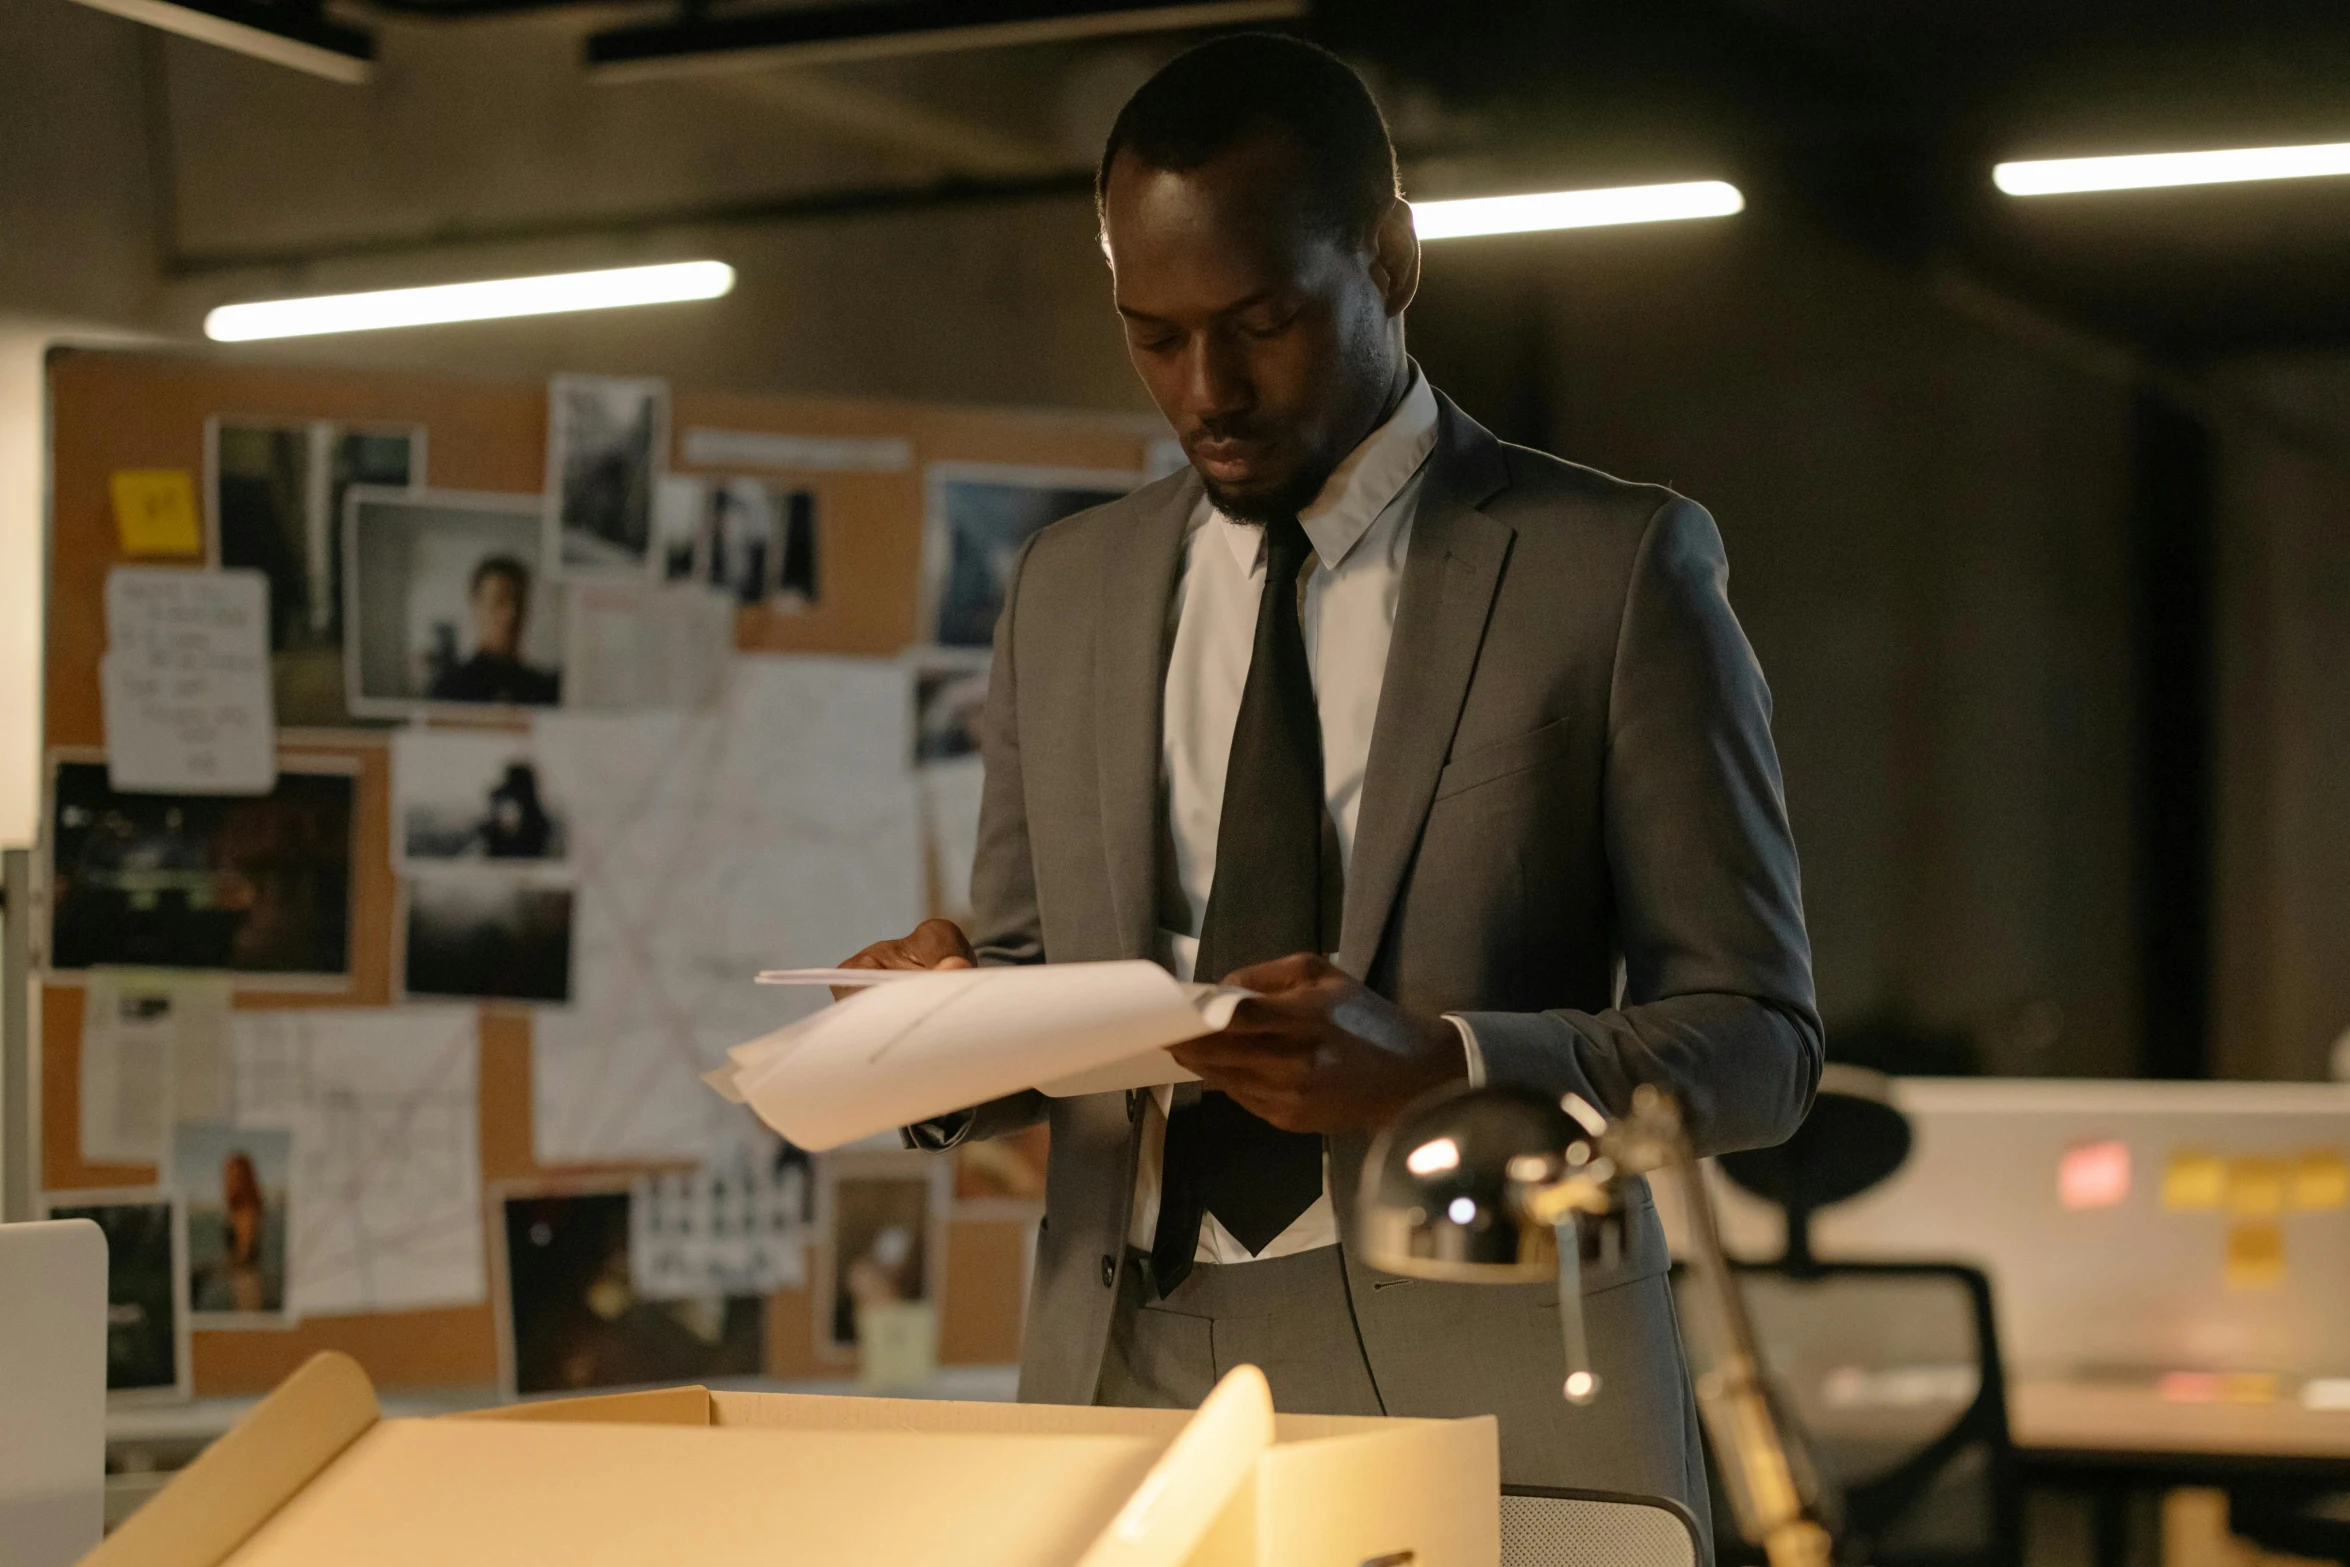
[1209, 366, 1440, 576]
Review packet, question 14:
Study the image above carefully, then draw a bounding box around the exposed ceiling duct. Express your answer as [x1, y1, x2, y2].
[583, 0, 1306, 84]
[66, 0, 375, 81]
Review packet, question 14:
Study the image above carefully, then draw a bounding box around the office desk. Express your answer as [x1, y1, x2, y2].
[2015, 1379, 2350, 1469]
[2013, 1378, 2350, 1567]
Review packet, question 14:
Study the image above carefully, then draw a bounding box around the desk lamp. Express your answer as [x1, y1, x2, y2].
[1361, 1082, 1837, 1567]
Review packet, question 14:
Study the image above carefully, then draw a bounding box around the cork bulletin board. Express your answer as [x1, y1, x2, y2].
[38, 349, 1158, 1395]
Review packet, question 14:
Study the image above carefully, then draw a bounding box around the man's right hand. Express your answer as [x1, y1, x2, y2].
[835, 918, 976, 999]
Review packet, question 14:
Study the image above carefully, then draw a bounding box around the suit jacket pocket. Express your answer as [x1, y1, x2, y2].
[1432, 716, 1574, 804]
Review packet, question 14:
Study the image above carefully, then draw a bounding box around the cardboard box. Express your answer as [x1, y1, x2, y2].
[85, 1352, 1498, 1567]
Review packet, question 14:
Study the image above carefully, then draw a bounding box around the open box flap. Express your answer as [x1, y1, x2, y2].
[84, 1352, 380, 1567]
[457, 1385, 715, 1427]
[1073, 1364, 1274, 1567]
[1256, 1416, 1500, 1566]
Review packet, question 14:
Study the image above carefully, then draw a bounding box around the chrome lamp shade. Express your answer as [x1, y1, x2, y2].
[1357, 1082, 1595, 1282]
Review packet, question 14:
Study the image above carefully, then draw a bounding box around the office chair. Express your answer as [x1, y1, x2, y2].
[1686, 1067, 2024, 1567]
[1503, 1485, 1704, 1567]
[2229, 1483, 2350, 1565]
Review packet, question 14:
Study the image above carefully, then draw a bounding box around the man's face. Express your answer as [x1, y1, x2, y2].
[472, 571, 524, 659]
[1102, 130, 1416, 522]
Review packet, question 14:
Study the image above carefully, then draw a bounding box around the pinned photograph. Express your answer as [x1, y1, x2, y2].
[209, 418, 424, 726]
[40, 1189, 190, 1400]
[402, 873, 574, 1004]
[650, 475, 705, 584]
[493, 1180, 764, 1397]
[819, 1155, 944, 1359]
[345, 488, 564, 715]
[45, 755, 356, 982]
[629, 1140, 810, 1301]
[393, 729, 569, 868]
[174, 1120, 293, 1326]
[913, 662, 988, 764]
[923, 464, 1138, 648]
[953, 1123, 1049, 1214]
[549, 374, 669, 573]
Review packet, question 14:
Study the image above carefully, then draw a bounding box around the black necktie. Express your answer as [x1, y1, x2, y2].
[1151, 515, 1327, 1294]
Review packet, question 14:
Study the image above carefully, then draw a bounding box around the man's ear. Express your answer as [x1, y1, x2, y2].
[1367, 198, 1421, 318]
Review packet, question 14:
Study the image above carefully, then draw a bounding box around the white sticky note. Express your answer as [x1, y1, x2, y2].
[101, 567, 276, 795]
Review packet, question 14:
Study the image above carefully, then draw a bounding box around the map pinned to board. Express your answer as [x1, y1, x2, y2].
[224, 1006, 484, 1317]
[528, 655, 924, 1165]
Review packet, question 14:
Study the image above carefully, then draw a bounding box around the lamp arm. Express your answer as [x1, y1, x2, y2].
[1665, 1153, 1834, 1567]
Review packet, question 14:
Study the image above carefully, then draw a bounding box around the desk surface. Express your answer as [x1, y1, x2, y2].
[2014, 1379, 2350, 1465]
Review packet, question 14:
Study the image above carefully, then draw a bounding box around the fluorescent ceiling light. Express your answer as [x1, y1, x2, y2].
[1412, 181, 1745, 240]
[203, 261, 736, 342]
[1995, 140, 2350, 196]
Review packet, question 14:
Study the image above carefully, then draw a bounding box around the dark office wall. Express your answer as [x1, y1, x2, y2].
[2210, 358, 2350, 1082]
[1414, 220, 2145, 1076]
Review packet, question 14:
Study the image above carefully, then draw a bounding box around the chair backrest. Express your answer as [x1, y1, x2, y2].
[1682, 1261, 2021, 1567]
[0, 1218, 108, 1567]
[1501, 1485, 1703, 1567]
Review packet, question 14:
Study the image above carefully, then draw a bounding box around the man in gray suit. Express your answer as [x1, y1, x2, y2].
[843, 34, 1819, 1531]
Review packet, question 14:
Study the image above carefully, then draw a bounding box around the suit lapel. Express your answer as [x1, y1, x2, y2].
[1337, 398, 1515, 981]
[1095, 470, 1200, 961]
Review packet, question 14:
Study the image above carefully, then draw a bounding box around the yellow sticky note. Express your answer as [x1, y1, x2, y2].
[2228, 1157, 2288, 1217]
[2292, 1150, 2349, 1211]
[2225, 1220, 2284, 1290]
[110, 470, 202, 556]
[2164, 1150, 2226, 1210]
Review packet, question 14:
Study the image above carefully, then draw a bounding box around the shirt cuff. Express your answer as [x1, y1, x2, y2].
[1444, 1013, 1486, 1088]
[901, 1108, 977, 1152]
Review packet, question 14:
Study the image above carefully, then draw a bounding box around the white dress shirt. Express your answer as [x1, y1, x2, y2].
[1130, 369, 1476, 1263]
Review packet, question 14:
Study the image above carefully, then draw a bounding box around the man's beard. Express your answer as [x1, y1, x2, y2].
[1198, 460, 1332, 525]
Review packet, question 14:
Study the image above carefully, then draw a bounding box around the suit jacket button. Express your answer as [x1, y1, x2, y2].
[1100, 1254, 1117, 1288]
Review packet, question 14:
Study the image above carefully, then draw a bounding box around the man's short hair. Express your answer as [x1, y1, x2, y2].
[470, 554, 530, 600]
[1097, 33, 1400, 243]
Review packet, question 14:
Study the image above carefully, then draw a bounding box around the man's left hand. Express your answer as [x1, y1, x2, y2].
[1168, 953, 1467, 1133]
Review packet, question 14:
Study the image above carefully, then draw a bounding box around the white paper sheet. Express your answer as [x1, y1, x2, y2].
[227, 1007, 484, 1316]
[629, 1145, 809, 1300]
[919, 755, 986, 921]
[76, 972, 191, 1165]
[529, 655, 924, 1163]
[720, 961, 1230, 1151]
[101, 567, 276, 794]
[560, 579, 735, 711]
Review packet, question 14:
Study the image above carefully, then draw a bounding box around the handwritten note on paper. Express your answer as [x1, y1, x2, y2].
[102, 567, 276, 794]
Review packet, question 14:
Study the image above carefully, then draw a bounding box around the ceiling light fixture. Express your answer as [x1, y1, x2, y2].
[1995, 140, 2350, 196]
[1412, 181, 1745, 240]
[202, 261, 737, 342]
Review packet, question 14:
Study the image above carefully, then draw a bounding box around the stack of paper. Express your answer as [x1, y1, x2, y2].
[711, 961, 1242, 1151]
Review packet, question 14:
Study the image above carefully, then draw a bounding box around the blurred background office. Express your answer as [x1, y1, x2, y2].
[1, 4, 2346, 1566]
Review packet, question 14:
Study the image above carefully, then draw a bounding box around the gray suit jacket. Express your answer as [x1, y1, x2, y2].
[927, 393, 1820, 1510]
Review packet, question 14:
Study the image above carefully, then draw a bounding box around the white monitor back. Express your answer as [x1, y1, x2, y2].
[1681, 1079, 2350, 1379]
[0, 1218, 107, 1567]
